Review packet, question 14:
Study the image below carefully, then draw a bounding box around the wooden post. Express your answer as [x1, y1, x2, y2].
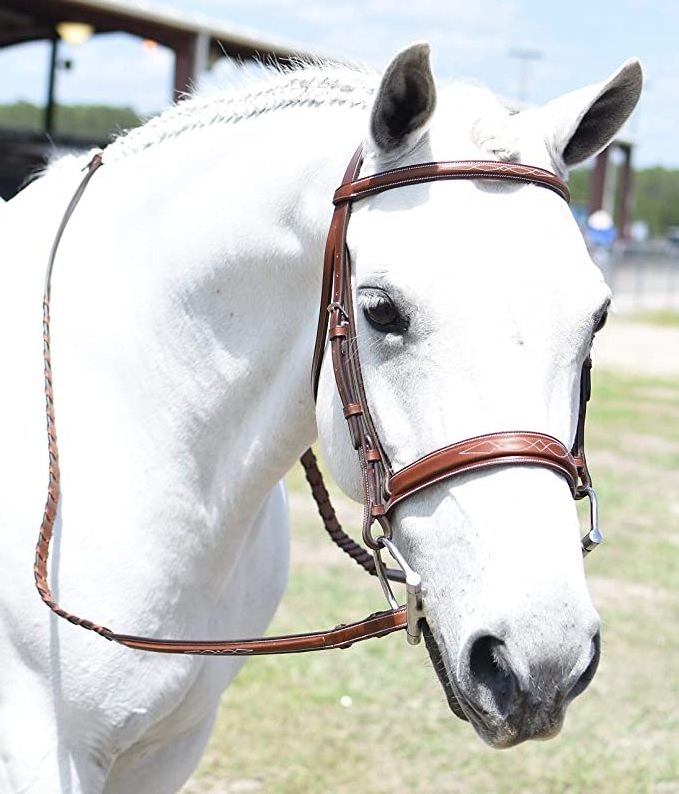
[45, 35, 59, 135]
[173, 37, 193, 100]
[173, 33, 210, 101]
[589, 148, 608, 215]
[616, 144, 633, 240]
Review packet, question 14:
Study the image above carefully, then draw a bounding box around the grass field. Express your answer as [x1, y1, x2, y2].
[184, 368, 679, 794]
[629, 311, 679, 328]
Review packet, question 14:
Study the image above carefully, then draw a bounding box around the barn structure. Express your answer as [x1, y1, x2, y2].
[0, 0, 318, 198]
[0, 1, 635, 237]
[589, 138, 634, 240]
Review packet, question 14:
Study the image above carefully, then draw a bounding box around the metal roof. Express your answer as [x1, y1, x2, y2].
[0, 0, 319, 64]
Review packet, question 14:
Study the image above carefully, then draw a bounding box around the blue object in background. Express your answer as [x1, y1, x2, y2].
[587, 225, 617, 248]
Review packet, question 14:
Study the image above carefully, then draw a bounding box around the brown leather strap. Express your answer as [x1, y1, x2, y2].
[572, 356, 592, 496]
[34, 154, 114, 642]
[34, 142, 589, 659]
[311, 146, 363, 399]
[311, 146, 587, 556]
[108, 606, 407, 655]
[299, 448, 404, 584]
[386, 431, 578, 511]
[34, 153, 409, 656]
[311, 153, 571, 399]
[333, 159, 571, 206]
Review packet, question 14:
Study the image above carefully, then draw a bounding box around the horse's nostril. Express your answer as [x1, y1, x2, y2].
[569, 630, 601, 700]
[468, 634, 517, 709]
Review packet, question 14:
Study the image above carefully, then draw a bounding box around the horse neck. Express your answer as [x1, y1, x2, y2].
[50, 104, 367, 575]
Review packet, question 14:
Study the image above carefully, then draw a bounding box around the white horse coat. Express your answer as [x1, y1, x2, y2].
[0, 45, 641, 792]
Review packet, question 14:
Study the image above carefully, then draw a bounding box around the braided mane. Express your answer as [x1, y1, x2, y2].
[104, 64, 377, 162]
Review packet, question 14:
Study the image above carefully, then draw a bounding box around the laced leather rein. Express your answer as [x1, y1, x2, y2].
[34, 146, 602, 656]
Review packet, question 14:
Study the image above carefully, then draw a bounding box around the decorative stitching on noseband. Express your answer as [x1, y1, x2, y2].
[333, 161, 570, 205]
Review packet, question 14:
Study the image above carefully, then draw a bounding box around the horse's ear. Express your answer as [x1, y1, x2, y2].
[369, 43, 437, 155]
[539, 59, 642, 169]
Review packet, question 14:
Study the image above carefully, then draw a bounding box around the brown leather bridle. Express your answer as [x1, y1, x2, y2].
[33, 145, 601, 657]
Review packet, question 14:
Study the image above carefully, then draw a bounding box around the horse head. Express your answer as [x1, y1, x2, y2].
[316, 43, 641, 747]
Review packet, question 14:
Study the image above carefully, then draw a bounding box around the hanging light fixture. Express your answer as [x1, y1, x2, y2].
[56, 22, 95, 45]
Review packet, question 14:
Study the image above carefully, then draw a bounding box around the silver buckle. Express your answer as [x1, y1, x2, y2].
[370, 488, 598, 646]
[373, 537, 425, 645]
[327, 301, 349, 320]
[581, 486, 603, 556]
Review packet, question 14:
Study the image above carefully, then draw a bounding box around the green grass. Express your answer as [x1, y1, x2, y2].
[0, 101, 142, 139]
[185, 371, 679, 794]
[628, 310, 679, 328]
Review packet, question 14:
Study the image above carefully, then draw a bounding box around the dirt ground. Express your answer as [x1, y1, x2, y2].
[594, 317, 679, 376]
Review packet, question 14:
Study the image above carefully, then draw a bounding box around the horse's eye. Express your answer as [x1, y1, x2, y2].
[593, 307, 609, 334]
[361, 289, 408, 333]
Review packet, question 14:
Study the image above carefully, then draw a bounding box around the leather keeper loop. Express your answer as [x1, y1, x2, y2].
[343, 403, 363, 418]
[365, 449, 381, 462]
[329, 325, 348, 339]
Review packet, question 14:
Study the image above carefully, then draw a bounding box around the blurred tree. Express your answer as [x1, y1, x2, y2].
[567, 165, 679, 238]
[633, 168, 679, 237]
[568, 166, 590, 207]
[0, 101, 142, 140]
[2, 106, 679, 238]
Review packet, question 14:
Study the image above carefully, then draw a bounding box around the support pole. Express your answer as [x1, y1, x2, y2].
[589, 148, 608, 215]
[45, 35, 59, 136]
[173, 33, 211, 101]
[617, 144, 633, 240]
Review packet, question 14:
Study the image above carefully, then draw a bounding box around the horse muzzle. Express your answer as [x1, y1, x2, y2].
[424, 621, 601, 747]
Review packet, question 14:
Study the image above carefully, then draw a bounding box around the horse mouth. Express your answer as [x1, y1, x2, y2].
[422, 624, 523, 746]
[422, 622, 468, 722]
[422, 622, 575, 748]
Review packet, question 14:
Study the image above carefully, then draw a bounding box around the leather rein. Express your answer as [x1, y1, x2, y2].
[34, 146, 602, 656]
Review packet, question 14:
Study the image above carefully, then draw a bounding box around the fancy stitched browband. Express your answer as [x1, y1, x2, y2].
[33, 145, 601, 656]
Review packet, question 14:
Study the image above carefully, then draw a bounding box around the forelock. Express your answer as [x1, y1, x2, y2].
[433, 81, 521, 162]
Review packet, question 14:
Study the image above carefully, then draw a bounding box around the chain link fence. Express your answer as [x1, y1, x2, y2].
[593, 241, 679, 312]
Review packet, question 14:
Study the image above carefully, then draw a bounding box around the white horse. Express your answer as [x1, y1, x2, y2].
[0, 44, 641, 792]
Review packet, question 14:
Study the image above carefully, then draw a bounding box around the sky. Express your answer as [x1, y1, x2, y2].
[1, 0, 677, 168]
